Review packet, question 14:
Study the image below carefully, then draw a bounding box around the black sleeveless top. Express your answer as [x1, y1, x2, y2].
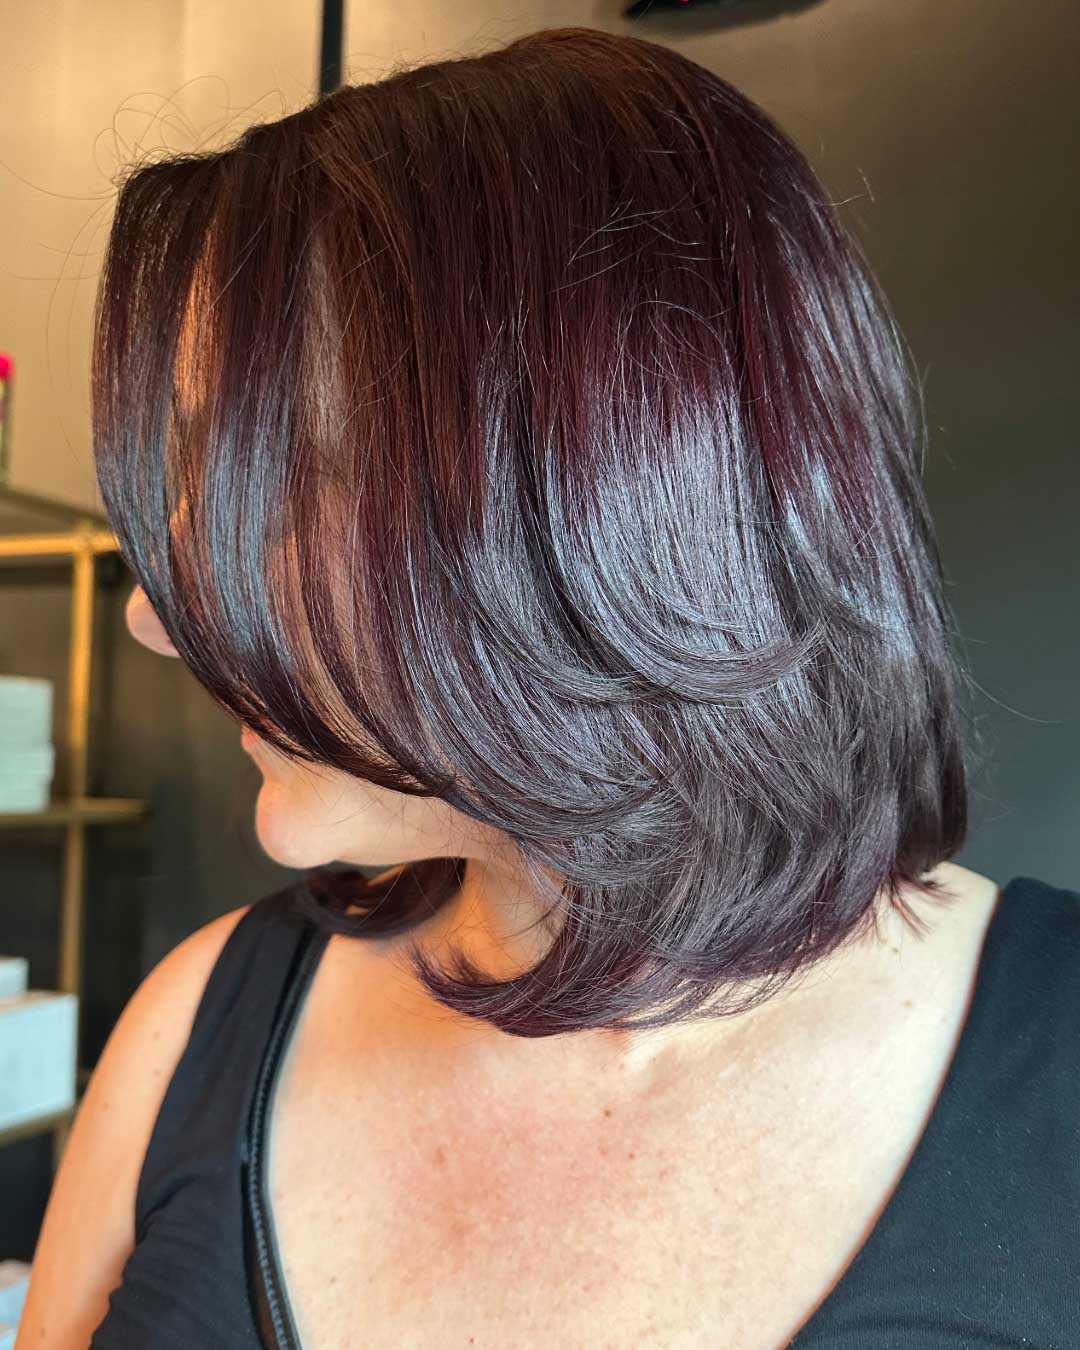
[88, 874, 1080, 1349]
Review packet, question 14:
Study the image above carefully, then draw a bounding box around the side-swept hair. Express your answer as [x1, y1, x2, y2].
[93, 26, 980, 1036]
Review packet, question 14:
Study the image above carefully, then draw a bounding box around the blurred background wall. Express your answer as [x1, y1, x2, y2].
[1, 0, 1076, 1258]
[0, 0, 322, 1255]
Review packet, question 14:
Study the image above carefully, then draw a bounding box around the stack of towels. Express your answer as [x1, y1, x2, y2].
[0, 677, 54, 812]
[0, 952, 76, 1138]
[0, 671, 77, 1182]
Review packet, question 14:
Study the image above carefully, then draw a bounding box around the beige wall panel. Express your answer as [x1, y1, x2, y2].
[0, 0, 320, 512]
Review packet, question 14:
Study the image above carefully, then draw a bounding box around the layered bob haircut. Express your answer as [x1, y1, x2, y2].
[93, 27, 980, 1036]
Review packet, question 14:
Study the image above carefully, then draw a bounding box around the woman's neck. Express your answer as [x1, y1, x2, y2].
[368, 856, 986, 1091]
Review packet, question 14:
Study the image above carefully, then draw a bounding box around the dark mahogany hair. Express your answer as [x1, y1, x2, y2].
[92, 27, 980, 1036]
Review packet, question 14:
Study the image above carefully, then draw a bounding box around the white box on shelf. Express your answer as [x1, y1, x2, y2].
[0, 746, 53, 777]
[0, 1261, 29, 1329]
[0, 677, 52, 748]
[0, 781, 52, 812]
[0, 959, 27, 999]
[0, 991, 77, 1133]
[0, 743, 55, 813]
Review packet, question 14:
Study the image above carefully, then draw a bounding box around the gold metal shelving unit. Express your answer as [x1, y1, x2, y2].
[0, 483, 149, 1165]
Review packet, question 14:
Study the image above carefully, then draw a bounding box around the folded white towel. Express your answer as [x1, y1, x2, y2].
[0, 677, 52, 747]
[0, 992, 77, 1133]
[0, 958, 27, 999]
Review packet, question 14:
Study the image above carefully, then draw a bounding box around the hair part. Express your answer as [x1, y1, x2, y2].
[93, 26, 982, 1037]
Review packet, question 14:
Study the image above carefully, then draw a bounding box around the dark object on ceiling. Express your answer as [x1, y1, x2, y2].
[319, 0, 344, 94]
[624, 0, 824, 23]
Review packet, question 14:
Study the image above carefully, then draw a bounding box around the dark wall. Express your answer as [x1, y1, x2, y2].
[855, 1, 1078, 889]
[1, 0, 1076, 1259]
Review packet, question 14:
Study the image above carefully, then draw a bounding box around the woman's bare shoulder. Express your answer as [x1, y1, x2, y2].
[16, 903, 251, 1350]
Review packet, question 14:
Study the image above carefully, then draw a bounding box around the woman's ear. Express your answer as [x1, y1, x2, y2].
[125, 585, 180, 657]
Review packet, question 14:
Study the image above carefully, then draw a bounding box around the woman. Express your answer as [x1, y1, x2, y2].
[18, 25, 1077, 1350]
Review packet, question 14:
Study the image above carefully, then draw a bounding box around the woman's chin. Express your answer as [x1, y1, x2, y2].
[253, 781, 337, 870]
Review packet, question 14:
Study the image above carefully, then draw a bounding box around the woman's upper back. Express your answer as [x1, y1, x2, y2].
[22, 869, 1080, 1350]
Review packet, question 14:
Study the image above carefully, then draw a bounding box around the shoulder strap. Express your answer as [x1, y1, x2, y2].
[134, 883, 320, 1241]
[796, 874, 1080, 1345]
[244, 899, 329, 1350]
[940, 873, 1080, 1142]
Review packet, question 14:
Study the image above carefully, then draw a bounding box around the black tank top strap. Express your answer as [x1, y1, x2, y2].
[243, 896, 329, 1350]
[794, 873, 1080, 1346]
[89, 882, 329, 1350]
[135, 883, 325, 1242]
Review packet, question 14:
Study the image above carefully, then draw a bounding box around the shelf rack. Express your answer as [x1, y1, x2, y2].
[0, 482, 149, 1165]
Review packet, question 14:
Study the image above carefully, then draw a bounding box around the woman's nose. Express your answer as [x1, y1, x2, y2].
[125, 585, 180, 657]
